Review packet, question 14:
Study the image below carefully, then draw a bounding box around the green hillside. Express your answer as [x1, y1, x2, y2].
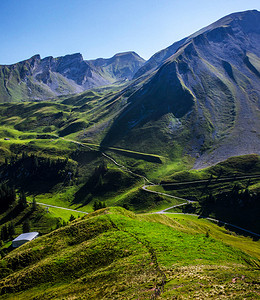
[0, 93, 191, 216]
[0, 207, 259, 299]
[146, 154, 260, 233]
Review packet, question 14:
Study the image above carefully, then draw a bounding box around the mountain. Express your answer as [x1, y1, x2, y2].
[0, 52, 145, 102]
[0, 11, 260, 299]
[101, 10, 260, 168]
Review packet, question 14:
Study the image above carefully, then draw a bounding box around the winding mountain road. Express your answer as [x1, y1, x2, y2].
[143, 182, 260, 237]
[99, 146, 260, 238]
[44, 137, 260, 237]
[142, 184, 194, 212]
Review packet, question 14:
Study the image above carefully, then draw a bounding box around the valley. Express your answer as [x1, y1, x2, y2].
[0, 9, 259, 299]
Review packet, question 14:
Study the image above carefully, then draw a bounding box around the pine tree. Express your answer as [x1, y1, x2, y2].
[93, 201, 98, 211]
[69, 214, 76, 222]
[32, 197, 37, 211]
[0, 183, 16, 211]
[8, 222, 15, 238]
[1, 225, 8, 241]
[23, 220, 31, 233]
[56, 219, 63, 229]
[18, 191, 27, 209]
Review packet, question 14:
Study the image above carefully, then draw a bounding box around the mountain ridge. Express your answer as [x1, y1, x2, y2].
[134, 10, 260, 79]
[0, 51, 145, 102]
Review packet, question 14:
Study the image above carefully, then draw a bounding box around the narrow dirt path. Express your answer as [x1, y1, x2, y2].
[107, 215, 167, 299]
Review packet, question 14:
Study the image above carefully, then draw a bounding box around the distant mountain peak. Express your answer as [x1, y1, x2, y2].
[62, 52, 84, 60]
[113, 51, 144, 59]
[30, 54, 41, 60]
[0, 50, 145, 102]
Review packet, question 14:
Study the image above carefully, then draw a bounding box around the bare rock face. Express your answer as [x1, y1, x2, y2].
[0, 52, 145, 102]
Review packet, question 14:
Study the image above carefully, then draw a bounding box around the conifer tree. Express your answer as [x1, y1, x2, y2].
[23, 220, 30, 233]
[1, 225, 8, 241]
[69, 214, 76, 222]
[7, 222, 15, 238]
[32, 197, 37, 211]
[18, 191, 27, 209]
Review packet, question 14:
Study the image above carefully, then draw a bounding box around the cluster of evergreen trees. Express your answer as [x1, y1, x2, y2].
[92, 162, 108, 190]
[84, 162, 108, 194]
[1, 153, 77, 188]
[0, 223, 15, 241]
[202, 184, 258, 208]
[0, 183, 30, 213]
[0, 183, 16, 211]
[93, 201, 106, 211]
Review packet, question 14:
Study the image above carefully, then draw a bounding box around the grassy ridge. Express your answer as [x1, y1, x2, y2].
[0, 207, 259, 299]
[163, 154, 260, 182]
[146, 154, 260, 233]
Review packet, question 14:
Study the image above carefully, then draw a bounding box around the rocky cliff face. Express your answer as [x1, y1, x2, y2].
[0, 52, 145, 102]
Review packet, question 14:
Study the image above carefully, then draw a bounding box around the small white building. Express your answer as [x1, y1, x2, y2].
[12, 232, 39, 248]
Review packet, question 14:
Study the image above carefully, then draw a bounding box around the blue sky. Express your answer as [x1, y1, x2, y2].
[1, 0, 259, 64]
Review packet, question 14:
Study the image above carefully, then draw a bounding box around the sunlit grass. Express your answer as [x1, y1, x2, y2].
[47, 207, 86, 222]
[1, 208, 259, 299]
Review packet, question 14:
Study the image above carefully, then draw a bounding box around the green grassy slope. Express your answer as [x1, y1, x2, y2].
[164, 154, 260, 182]
[0, 201, 65, 260]
[148, 154, 260, 233]
[0, 207, 259, 299]
[0, 92, 259, 230]
[0, 100, 259, 217]
[0, 95, 186, 214]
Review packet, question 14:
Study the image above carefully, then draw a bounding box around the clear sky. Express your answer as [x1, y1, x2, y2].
[1, 0, 259, 64]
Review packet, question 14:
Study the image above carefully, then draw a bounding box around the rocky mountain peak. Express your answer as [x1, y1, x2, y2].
[59, 52, 84, 62]
[30, 54, 41, 61]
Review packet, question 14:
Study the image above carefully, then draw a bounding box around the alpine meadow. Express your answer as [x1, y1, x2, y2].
[0, 8, 259, 299]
